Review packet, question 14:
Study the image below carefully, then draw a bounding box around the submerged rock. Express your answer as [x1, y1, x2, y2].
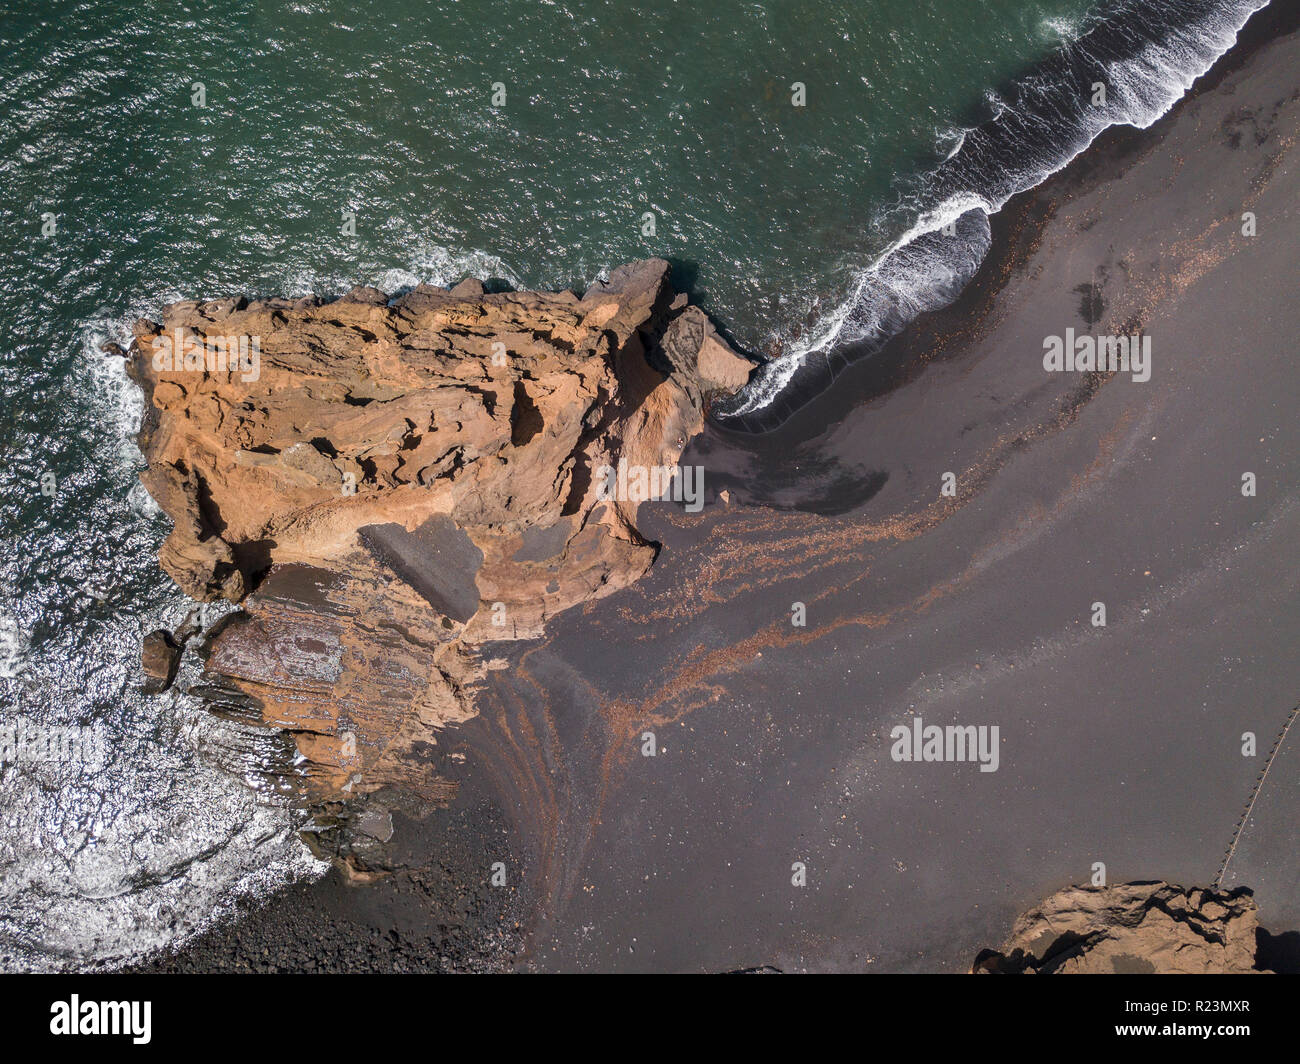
[972, 881, 1269, 974]
[127, 259, 752, 859]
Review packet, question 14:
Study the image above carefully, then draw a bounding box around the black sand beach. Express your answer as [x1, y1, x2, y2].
[137, 0, 1300, 973]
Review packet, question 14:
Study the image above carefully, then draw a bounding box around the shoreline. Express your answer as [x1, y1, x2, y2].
[131, 1, 1300, 973]
[716, 0, 1294, 433]
[700, 0, 1299, 503]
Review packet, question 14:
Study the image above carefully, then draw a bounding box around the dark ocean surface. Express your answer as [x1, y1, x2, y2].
[0, 0, 1271, 969]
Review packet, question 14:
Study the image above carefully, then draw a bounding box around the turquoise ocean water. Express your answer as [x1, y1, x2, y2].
[0, 0, 1269, 968]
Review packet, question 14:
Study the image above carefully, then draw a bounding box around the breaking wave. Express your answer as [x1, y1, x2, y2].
[717, 0, 1271, 431]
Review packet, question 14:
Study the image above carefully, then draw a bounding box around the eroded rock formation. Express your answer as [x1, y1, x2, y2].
[972, 882, 1269, 974]
[128, 259, 752, 862]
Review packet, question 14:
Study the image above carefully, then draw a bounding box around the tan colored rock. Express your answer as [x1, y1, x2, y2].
[129, 260, 752, 829]
[972, 882, 1269, 974]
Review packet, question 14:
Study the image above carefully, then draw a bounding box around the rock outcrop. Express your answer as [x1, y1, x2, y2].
[972, 882, 1269, 974]
[128, 259, 752, 857]
[140, 629, 182, 694]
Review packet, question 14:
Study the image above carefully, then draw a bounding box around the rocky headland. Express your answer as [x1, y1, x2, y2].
[120, 2, 1300, 972]
[124, 259, 752, 874]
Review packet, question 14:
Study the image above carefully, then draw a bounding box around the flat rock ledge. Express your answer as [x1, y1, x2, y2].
[972, 882, 1271, 974]
[127, 259, 753, 873]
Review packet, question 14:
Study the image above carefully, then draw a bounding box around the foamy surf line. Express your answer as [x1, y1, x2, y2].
[715, 0, 1272, 432]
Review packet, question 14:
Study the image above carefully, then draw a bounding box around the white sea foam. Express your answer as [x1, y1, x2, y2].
[728, 191, 992, 417]
[0, 307, 329, 973]
[0, 580, 328, 971]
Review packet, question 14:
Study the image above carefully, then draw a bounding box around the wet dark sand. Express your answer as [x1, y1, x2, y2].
[140, 1, 1300, 972]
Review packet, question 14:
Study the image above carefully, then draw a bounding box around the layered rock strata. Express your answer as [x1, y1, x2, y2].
[127, 260, 752, 860]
